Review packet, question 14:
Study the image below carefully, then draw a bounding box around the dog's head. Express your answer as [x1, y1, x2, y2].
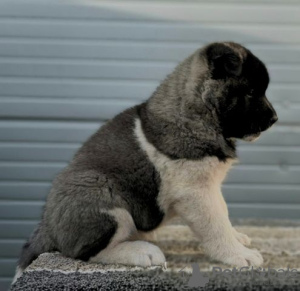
[199, 42, 278, 141]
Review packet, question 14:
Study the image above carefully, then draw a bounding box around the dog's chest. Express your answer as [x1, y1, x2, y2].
[134, 118, 235, 212]
[153, 155, 234, 211]
[158, 157, 233, 189]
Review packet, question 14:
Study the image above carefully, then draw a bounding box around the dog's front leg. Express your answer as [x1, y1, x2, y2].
[219, 192, 251, 246]
[173, 186, 262, 267]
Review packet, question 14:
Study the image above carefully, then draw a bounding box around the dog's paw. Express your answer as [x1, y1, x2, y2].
[234, 229, 251, 246]
[221, 246, 263, 267]
[131, 241, 166, 267]
[91, 241, 166, 268]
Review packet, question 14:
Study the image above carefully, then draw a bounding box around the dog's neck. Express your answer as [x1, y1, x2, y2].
[138, 101, 236, 162]
[139, 55, 236, 161]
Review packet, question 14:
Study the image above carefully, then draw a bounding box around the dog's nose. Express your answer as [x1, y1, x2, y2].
[270, 114, 278, 125]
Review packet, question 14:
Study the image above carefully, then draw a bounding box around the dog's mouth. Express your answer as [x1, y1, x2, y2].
[242, 117, 277, 142]
[242, 132, 261, 142]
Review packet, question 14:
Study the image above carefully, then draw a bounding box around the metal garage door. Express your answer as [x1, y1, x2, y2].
[0, 0, 299, 288]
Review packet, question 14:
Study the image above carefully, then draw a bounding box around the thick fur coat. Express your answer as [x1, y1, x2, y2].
[14, 42, 278, 283]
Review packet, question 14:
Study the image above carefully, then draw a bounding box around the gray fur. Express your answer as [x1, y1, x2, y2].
[15, 42, 277, 278]
[140, 50, 236, 161]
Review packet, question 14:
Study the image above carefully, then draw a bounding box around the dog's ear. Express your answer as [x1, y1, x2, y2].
[206, 43, 242, 79]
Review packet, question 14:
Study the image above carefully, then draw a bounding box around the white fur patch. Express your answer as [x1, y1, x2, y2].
[134, 117, 263, 267]
[89, 208, 136, 263]
[106, 208, 137, 247]
[89, 208, 166, 267]
[90, 240, 166, 267]
[134, 118, 234, 214]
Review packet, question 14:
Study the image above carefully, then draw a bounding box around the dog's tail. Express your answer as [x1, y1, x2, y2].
[12, 224, 54, 285]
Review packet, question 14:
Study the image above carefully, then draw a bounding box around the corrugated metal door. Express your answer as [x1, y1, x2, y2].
[0, 0, 299, 288]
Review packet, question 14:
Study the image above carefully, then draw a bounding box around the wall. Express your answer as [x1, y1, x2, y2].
[0, 0, 300, 288]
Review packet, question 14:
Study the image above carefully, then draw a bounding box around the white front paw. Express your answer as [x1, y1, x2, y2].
[221, 246, 263, 267]
[234, 229, 251, 246]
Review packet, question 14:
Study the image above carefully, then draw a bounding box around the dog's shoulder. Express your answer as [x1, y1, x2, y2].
[135, 115, 235, 182]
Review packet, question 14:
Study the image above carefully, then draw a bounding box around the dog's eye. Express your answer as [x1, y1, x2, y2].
[246, 89, 254, 99]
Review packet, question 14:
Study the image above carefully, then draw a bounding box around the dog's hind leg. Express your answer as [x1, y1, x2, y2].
[89, 208, 166, 267]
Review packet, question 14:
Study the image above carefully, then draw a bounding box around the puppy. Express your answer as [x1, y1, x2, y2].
[14, 42, 277, 282]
